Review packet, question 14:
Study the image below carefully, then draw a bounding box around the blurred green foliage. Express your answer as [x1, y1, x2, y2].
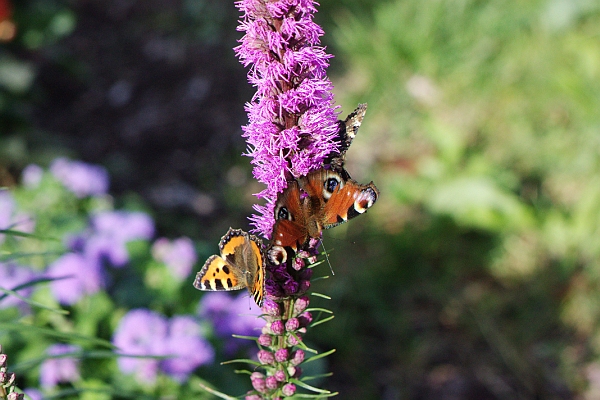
[3, 0, 600, 398]
[322, 0, 600, 397]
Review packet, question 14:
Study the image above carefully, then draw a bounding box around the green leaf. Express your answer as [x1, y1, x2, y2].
[303, 349, 336, 365]
[197, 382, 238, 400]
[0, 323, 115, 352]
[289, 378, 333, 394]
[301, 372, 333, 382]
[305, 308, 333, 314]
[310, 292, 331, 300]
[310, 315, 335, 328]
[221, 358, 262, 367]
[231, 334, 259, 341]
[0, 286, 68, 314]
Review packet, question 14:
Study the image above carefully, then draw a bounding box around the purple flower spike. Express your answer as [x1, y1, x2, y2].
[285, 318, 299, 332]
[282, 383, 296, 397]
[265, 375, 278, 390]
[274, 348, 289, 363]
[257, 350, 274, 365]
[235, 0, 339, 237]
[50, 158, 109, 198]
[40, 344, 81, 388]
[258, 334, 272, 347]
[270, 320, 284, 335]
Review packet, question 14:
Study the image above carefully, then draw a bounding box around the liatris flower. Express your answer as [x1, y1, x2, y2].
[39, 344, 81, 388]
[235, 0, 339, 238]
[0, 345, 24, 400]
[234, 1, 339, 398]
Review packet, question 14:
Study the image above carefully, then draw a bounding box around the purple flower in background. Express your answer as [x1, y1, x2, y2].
[22, 388, 43, 400]
[235, 0, 339, 237]
[85, 211, 155, 267]
[50, 158, 109, 198]
[21, 164, 44, 189]
[113, 309, 168, 384]
[47, 253, 104, 305]
[199, 292, 264, 353]
[151, 237, 197, 279]
[0, 190, 15, 231]
[161, 316, 214, 382]
[0, 263, 36, 310]
[39, 344, 81, 388]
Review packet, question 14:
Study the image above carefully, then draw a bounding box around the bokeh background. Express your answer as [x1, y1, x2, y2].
[2, 0, 600, 399]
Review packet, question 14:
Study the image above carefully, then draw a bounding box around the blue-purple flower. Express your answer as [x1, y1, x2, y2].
[47, 253, 104, 305]
[22, 388, 43, 400]
[198, 292, 264, 354]
[151, 237, 197, 280]
[50, 158, 109, 198]
[0, 263, 36, 310]
[0, 190, 15, 233]
[235, 0, 339, 237]
[21, 164, 44, 189]
[162, 316, 214, 382]
[113, 309, 168, 384]
[85, 211, 154, 267]
[39, 344, 81, 388]
[113, 309, 215, 384]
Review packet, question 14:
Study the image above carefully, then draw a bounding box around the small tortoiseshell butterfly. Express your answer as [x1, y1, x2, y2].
[193, 228, 265, 307]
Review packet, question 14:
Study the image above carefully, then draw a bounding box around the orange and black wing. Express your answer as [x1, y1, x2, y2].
[321, 178, 379, 229]
[272, 181, 309, 249]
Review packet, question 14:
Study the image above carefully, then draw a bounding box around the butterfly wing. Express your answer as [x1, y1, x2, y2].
[193, 254, 246, 292]
[300, 168, 379, 230]
[194, 228, 265, 307]
[325, 103, 368, 176]
[247, 234, 265, 307]
[272, 180, 309, 249]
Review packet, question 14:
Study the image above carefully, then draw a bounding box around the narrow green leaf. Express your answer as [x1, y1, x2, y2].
[0, 286, 68, 314]
[197, 382, 238, 400]
[289, 332, 318, 354]
[0, 250, 62, 262]
[310, 276, 330, 282]
[0, 323, 115, 349]
[231, 334, 259, 341]
[0, 229, 60, 241]
[303, 348, 336, 365]
[301, 372, 333, 382]
[289, 378, 332, 394]
[305, 307, 333, 314]
[310, 292, 331, 300]
[233, 369, 252, 375]
[290, 392, 339, 398]
[311, 315, 335, 328]
[221, 358, 262, 367]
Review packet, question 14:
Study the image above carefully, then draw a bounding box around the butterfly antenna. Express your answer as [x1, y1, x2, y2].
[319, 238, 335, 276]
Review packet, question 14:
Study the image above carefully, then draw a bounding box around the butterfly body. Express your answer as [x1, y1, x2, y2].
[194, 228, 264, 307]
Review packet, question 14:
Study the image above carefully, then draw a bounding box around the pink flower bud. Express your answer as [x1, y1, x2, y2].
[275, 348, 289, 363]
